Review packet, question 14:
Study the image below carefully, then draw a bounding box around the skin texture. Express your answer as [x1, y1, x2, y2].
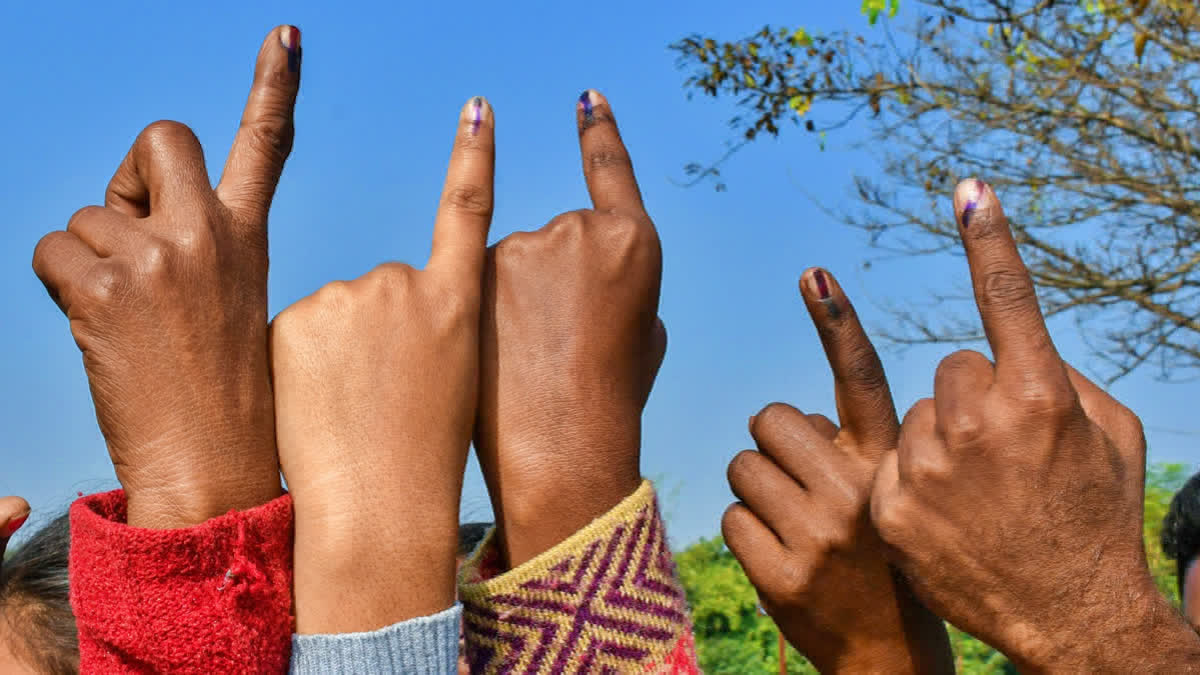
[871, 179, 1200, 672]
[272, 98, 495, 633]
[31, 27, 300, 528]
[475, 90, 666, 567]
[0, 496, 30, 561]
[723, 269, 952, 674]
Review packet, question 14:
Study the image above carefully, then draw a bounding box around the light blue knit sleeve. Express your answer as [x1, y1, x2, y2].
[290, 603, 461, 674]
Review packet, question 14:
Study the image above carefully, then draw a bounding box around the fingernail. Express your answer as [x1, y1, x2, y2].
[4, 514, 28, 538]
[748, 415, 757, 429]
[280, 26, 301, 73]
[463, 96, 491, 134]
[813, 269, 831, 300]
[811, 269, 842, 318]
[961, 179, 987, 228]
[579, 90, 596, 123]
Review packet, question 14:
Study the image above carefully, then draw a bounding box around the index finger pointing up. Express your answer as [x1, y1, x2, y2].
[215, 25, 302, 227]
[577, 90, 645, 215]
[428, 96, 496, 280]
[799, 268, 899, 455]
[955, 178, 1060, 373]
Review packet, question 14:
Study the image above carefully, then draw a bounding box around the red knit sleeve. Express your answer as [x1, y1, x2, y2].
[68, 490, 294, 674]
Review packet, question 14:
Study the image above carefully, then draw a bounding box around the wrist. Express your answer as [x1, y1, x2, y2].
[1018, 579, 1200, 673]
[124, 468, 282, 529]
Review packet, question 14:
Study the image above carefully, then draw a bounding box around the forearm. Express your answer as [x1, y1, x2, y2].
[1021, 591, 1200, 673]
[490, 419, 642, 566]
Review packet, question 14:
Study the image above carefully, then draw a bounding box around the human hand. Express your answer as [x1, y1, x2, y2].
[0, 496, 30, 561]
[724, 268, 952, 674]
[32, 27, 301, 528]
[871, 179, 1200, 671]
[475, 90, 666, 567]
[272, 97, 495, 632]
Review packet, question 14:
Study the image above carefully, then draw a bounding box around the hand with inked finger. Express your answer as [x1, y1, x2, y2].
[475, 90, 666, 567]
[271, 97, 496, 634]
[870, 179, 1200, 671]
[723, 268, 953, 674]
[31, 27, 302, 528]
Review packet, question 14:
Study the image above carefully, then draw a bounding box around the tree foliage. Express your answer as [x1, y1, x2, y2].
[671, 0, 1200, 382]
[674, 462, 1192, 672]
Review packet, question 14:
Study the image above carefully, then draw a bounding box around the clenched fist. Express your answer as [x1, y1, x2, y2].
[32, 27, 301, 528]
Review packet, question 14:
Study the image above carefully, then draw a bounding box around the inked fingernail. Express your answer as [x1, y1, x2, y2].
[281, 26, 301, 73]
[579, 90, 595, 123]
[811, 269, 842, 318]
[463, 96, 491, 134]
[813, 269, 831, 299]
[4, 514, 28, 538]
[961, 179, 987, 228]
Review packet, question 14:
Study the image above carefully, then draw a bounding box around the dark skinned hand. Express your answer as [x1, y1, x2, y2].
[724, 267, 953, 674]
[871, 179, 1200, 672]
[475, 90, 666, 567]
[32, 27, 301, 528]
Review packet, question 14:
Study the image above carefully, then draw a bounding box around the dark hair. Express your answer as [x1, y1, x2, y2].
[0, 514, 77, 675]
[1163, 472, 1200, 598]
[458, 522, 492, 557]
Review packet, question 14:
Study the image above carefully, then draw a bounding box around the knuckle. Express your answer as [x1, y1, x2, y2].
[586, 144, 633, 173]
[442, 183, 493, 220]
[726, 450, 762, 491]
[79, 262, 129, 305]
[980, 267, 1036, 316]
[906, 451, 950, 485]
[66, 205, 106, 232]
[136, 237, 173, 276]
[31, 232, 65, 274]
[754, 402, 798, 435]
[240, 114, 294, 166]
[941, 411, 985, 445]
[900, 398, 935, 429]
[870, 492, 907, 542]
[140, 120, 199, 149]
[1015, 377, 1074, 414]
[777, 559, 813, 598]
[838, 346, 889, 393]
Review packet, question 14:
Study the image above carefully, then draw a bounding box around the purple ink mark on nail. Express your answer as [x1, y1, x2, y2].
[472, 97, 482, 134]
[813, 270, 841, 318]
[285, 27, 301, 73]
[813, 270, 831, 299]
[962, 201, 977, 227]
[579, 90, 594, 121]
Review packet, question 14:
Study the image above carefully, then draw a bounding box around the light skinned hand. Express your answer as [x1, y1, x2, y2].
[272, 97, 495, 633]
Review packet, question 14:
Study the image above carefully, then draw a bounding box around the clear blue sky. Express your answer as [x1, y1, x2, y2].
[2, 0, 1196, 548]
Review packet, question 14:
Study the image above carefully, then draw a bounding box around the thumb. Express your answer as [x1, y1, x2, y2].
[0, 496, 31, 562]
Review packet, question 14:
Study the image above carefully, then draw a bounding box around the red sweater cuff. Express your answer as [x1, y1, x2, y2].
[69, 490, 294, 674]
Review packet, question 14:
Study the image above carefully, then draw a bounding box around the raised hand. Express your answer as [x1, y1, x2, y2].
[271, 97, 495, 632]
[32, 27, 301, 528]
[871, 179, 1200, 671]
[724, 268, 952, 674]
[474, 90, 665, 567]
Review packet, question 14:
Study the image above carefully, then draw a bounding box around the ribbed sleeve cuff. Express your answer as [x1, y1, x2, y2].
[290, 604, 462, 674]
[69, 489, 294, 674]
[458, 480, 699, 673]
